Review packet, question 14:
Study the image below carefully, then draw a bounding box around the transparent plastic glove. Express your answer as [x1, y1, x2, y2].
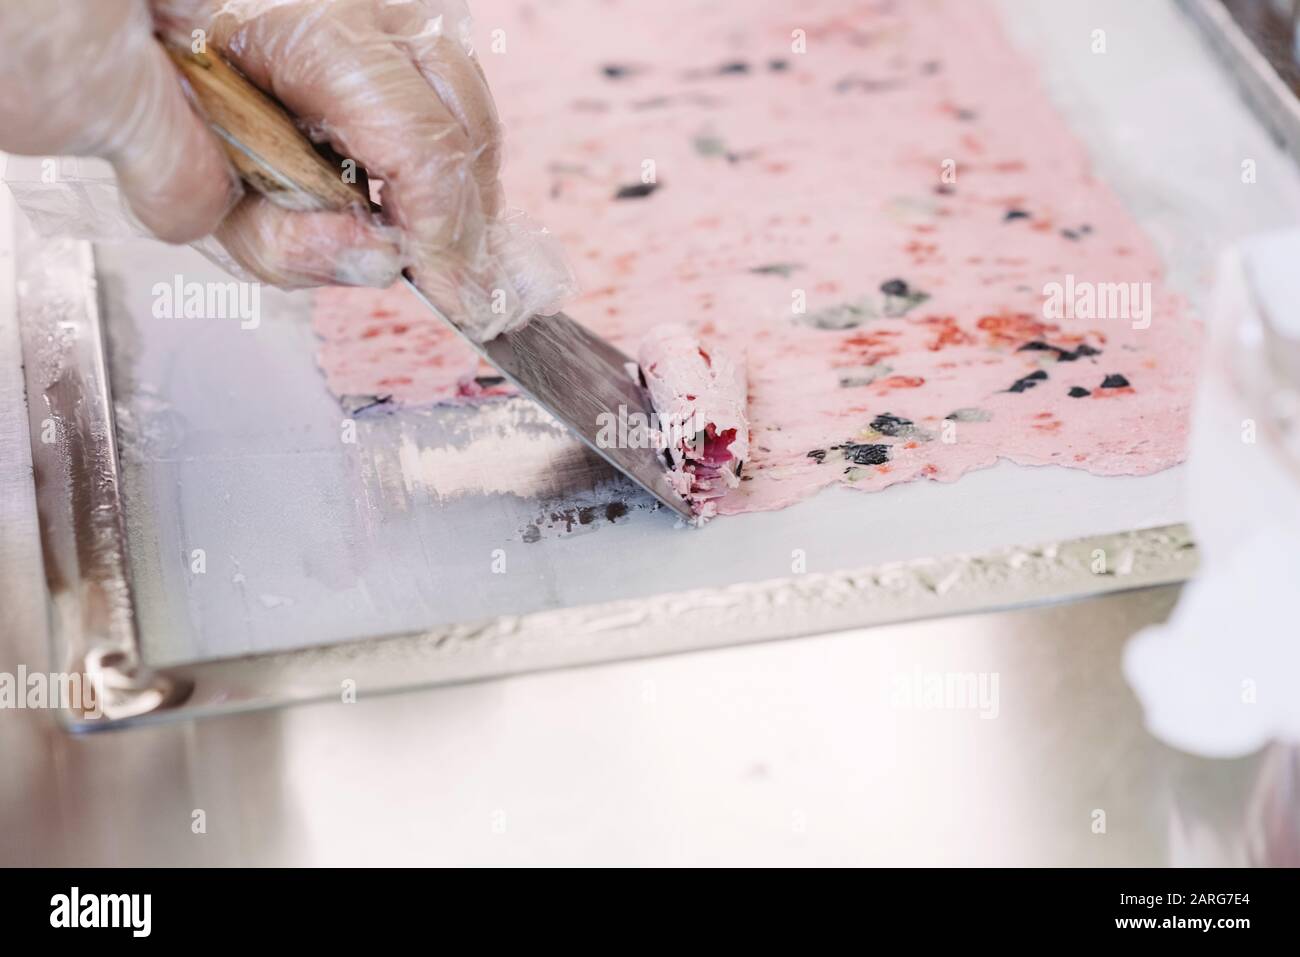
[0, 0, 237, 244]
[157, 0, 575, 335]
[0, 0, 402, 287]
[2, 0, 574, 321]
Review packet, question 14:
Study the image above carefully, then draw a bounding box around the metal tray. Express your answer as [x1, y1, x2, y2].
[13, 0, 1300, 729]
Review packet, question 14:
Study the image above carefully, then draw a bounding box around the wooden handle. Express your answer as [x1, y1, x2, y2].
[165, 43, 368, 214]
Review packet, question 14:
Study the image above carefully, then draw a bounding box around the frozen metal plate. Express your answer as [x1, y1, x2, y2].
[95, 237, 1200, 672]
[16, 219, 1199, 730]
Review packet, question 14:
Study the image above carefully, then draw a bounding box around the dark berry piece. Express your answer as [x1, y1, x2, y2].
[870, 413, 914, 436]
[750, 262, 803, 278]
[1100, 374, 1130, 389]
[1068, 386, 1090, 398]
[842, 443, 890, 466]
[1007, 370, 1049, 393]
[615, 182, 661, 199]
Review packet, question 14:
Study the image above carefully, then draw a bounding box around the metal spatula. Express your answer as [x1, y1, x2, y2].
[166, 43, 693, 520]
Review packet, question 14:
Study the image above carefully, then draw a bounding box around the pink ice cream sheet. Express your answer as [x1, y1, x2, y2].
[311, 0, 1200, 516]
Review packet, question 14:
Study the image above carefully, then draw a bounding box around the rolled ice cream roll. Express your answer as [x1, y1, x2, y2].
[637, 324, 749, 521]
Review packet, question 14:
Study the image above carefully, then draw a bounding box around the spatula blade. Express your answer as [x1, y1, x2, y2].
[402, 280, 694, 520]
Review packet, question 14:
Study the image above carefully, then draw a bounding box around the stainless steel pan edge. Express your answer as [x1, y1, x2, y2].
[1177, 0, 1300, 164]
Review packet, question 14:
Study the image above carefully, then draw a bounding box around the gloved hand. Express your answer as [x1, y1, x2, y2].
[0, 0, 571, 333]
[0, 0, 241, 244]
